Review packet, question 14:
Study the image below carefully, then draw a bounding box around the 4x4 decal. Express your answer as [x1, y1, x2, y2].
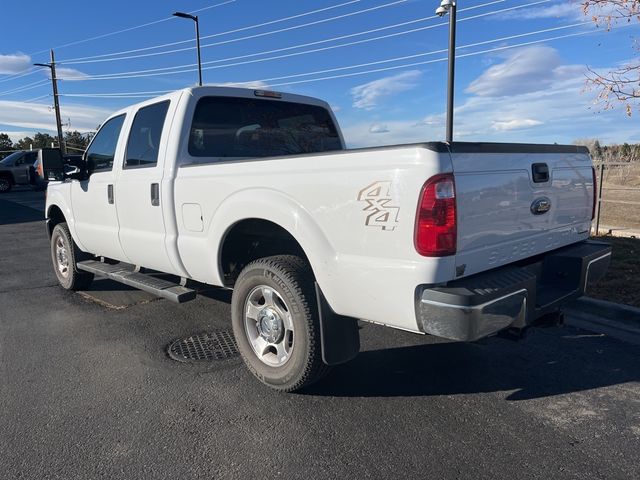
[357, 181, 400, 231]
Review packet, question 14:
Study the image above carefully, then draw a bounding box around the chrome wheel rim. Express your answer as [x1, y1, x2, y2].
[243, 285, 294, 367]
[55, 235, 70, 278]
[0, 179, 9, 192]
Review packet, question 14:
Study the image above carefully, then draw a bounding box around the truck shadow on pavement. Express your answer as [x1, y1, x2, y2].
[307, 329, 640, 400]
[0, 199, 43, 225]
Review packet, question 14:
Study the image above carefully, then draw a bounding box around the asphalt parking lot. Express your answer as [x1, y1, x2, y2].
[1, 188, 639, 479]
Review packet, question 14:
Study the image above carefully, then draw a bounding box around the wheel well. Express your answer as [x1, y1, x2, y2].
[220, 219, 310, 287]
[47, 205, 66, 238]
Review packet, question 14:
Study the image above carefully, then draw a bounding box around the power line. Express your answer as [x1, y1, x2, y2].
[0, 78, 50, 94]
[59, 0, 361, 63]
[58, 21, 616, 99]
[22, 94, 50, 103]
[0, 68, 40, 84]
[57, 25, 589, 96]
[0, 80, 50, 97]
[62, 89, 172, 97]
[61, 0, 410, 65]
[28, 0, 237, 56]
[72, 0, 551, 81]
[254, 22, 592, 85]
[61, 94, 170, 99]
[268, 25, 633, 88]
[70, 0, 506, 79]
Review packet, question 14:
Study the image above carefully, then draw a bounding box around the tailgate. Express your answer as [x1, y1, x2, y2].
[451, 143, 594, 278]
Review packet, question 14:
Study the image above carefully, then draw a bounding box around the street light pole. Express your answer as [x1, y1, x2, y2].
[173, 12, 203, 86]
[436, 0, 457, 144]
[34, 49, 66, 154]
[194, 16, 203, 87]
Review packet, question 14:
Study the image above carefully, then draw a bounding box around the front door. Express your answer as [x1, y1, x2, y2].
[114, 100, 176, 274]
[70, 114, 130, 261]
[12, 151, 35, 184]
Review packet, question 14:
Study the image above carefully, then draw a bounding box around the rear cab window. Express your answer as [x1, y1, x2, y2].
[188, 96, 342, 161]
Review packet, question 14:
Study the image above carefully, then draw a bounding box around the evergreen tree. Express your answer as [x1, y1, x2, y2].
[621, 142, 632, 160]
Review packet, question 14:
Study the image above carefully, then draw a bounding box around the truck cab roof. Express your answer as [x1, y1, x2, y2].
[107, 86, 333, 120]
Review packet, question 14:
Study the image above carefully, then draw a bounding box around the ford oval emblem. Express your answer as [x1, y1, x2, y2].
[531, 197, 552, 215]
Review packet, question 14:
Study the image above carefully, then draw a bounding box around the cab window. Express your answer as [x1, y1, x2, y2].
[86, 114, 126, 173]
[124, 101, 170, 169]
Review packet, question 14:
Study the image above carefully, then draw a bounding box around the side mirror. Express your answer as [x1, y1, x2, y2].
[39, 148, 65, 181]
[63, 165, 83, 180]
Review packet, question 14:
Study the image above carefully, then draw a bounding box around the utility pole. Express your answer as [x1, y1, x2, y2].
[34, 49, 66, 154]
[50, 50, 65, 154]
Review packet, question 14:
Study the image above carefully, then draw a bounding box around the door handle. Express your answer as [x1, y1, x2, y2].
[531, 163, 549, 183]
[150, 183, 160, 206]
[107, 184, 114, 204]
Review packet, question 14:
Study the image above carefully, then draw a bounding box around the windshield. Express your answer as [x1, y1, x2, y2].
[0, 151, 23, 165]
[188, 96, 343, 159]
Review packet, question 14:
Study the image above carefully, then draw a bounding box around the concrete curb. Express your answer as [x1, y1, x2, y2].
[565, 297, 640, 346]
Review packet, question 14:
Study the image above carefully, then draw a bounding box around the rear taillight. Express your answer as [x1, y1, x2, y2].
[591, 166, 597, 220]
[415, 173, 457, 257]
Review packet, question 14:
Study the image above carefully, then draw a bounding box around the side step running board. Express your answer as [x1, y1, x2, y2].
[77, 260, 197, 303]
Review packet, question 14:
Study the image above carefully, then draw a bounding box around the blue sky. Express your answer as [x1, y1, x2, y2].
[0, 0, 638, 148]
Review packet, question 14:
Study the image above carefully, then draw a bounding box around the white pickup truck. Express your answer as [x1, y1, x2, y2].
[43, 86, 611, 391]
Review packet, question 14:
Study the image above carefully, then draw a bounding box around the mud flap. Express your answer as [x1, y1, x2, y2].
[315, 283, 360, 366]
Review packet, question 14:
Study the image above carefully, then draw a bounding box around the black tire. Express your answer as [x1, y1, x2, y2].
[50, 222, 94, 291]
[0, 176, 12, 193]
[231, 255, 330, 392]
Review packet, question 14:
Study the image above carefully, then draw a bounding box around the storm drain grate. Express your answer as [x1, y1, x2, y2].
[167, 331, 239, 362]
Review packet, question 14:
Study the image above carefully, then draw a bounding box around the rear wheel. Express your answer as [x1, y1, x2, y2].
[50, 222, 94, 290]
[0, 177, 12, 193]
[231, 255, 329, 392]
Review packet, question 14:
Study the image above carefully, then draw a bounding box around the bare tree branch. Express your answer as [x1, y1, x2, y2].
[583, 1, 640, 115]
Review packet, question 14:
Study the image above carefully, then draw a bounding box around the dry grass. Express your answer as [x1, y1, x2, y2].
[587, 236, 640, 308]
[597, 189, 640, 232]
[596, 162, 640, 232]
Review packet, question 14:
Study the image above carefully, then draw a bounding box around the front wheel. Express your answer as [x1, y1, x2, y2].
[231, 255, 330, 392]
[0, 177, 12, 193]
[50, 222, 94, 290]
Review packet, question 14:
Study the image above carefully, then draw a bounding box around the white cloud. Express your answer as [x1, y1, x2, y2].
[500, 3, 584, 20]
[56, 67, 89, 81]
[0, 53, 31, 75]
[369, 123, 390, 133]
[491, 119, 543, 131]
[341, 46, 640, 148]
[0, 99, 110, 133]
[499, 2, 622, 22]
[466, 46, 564, 97]
[350, 70, 422, 109]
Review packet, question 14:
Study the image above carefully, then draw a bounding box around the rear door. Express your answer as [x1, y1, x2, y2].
[451, 144, 594, 277]
[114, 100, 176, 274]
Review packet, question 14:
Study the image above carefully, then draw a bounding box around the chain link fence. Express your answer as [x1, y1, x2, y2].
[593, 161, 640, 236]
